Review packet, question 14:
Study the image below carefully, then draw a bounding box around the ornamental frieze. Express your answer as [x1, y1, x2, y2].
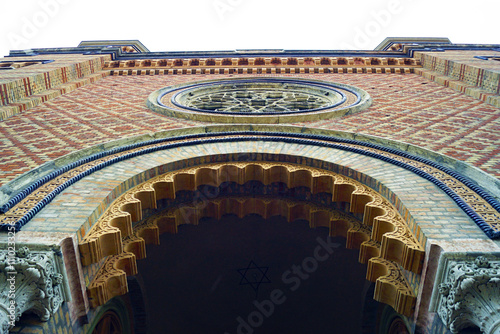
[1, 132, 498, 239]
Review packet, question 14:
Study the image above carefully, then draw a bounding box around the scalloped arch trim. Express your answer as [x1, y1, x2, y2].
[80, 162, 423, 316]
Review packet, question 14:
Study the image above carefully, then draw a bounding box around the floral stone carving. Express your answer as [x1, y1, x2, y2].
[0, 247, 69, 334]
[436, 255, 500, 334]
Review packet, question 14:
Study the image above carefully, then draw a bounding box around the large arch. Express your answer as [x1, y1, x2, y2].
[1, 126, 500, 333]
[80, 161, 424, 317]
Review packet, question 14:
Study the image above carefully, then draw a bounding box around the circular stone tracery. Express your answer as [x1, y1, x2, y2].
[147, 78, 371, 123]
[174, 80, 344, 113]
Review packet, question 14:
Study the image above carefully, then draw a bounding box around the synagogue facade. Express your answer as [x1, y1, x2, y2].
[0, 38, 499, 333]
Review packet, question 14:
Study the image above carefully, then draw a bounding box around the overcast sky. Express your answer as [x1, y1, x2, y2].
[1, 0, 499, 57]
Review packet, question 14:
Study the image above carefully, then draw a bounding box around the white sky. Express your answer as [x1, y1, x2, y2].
[0, 0, 499, 57]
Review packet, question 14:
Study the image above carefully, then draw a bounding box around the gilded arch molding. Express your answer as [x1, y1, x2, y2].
[79, 162, 423, 316]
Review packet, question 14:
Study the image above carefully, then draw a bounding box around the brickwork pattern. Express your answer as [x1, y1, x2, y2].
[412, 50, 500, 108]
[22, 141, 486, 243]
[0, 73, 499, 189]
[0, 55, 110, 120]
[295, 74, 500, 178]
[414, 68, 500, 108]
[417, 50, 500, 95]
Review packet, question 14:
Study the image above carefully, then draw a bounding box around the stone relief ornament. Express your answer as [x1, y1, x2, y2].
[436, 255, 500, 334]
[0, 246, 69, 334]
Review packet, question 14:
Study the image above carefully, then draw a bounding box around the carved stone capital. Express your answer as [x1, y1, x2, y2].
[0, 246, 70, 334]
[432, 253, 500, 334]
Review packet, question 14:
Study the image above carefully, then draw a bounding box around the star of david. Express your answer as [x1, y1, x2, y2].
[238, 260, 271, 296]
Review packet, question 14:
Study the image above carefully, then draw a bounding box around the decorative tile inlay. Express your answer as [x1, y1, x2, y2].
[1, 131, 498, 239]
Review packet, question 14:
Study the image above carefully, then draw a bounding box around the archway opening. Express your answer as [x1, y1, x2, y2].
[91, 311, 122, 334]
[137, 213, 369, 333]
[82, 161, 422, 326]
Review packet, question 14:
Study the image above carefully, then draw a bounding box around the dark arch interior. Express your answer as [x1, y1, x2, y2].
[134, 213, 375, 334]
[91, 311, 122, 334]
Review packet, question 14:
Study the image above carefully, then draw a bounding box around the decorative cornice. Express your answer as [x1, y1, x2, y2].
[374, 37, 452, 51]
[9, 39, 498, 61]
[106, 56, 420, 76]
[0, 247, 70, 333]
[432, 253, 500, 334]
[78, 40, 149, 53]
